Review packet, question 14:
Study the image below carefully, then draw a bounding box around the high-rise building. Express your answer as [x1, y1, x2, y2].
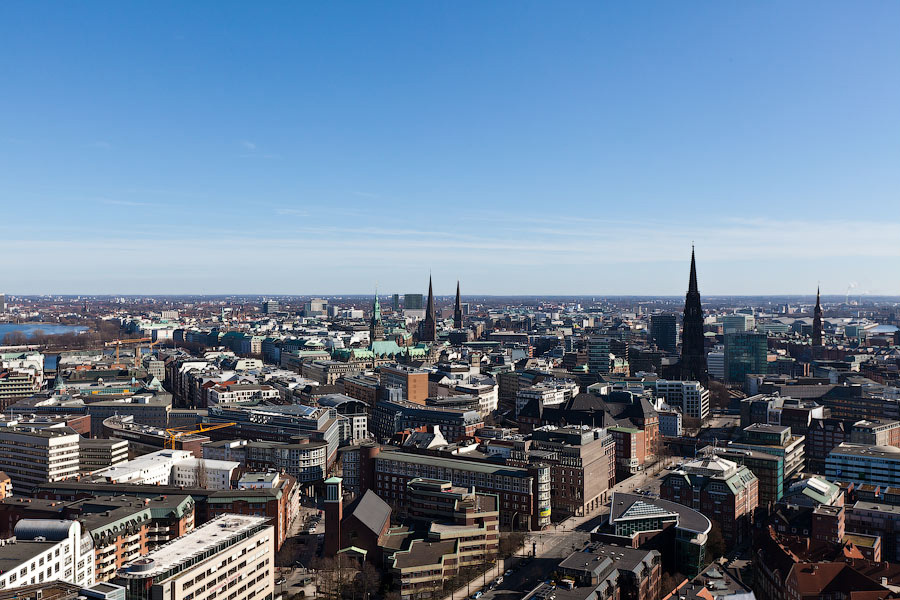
[587, 336, 613, 375]
[453, 280, 463, 329]
[392, 293, 400, 311]
[812, 287, 823, 347]
[262, 299, 279, 314]
[650, 314, 677, 352]
[680, 248, 707, 384]
[404, 293, 424, 310]
[725, 331, 768, 383]
[419, 276, 436, 342]
[370, 290, 384, 341]
[0, 427, 80, 494]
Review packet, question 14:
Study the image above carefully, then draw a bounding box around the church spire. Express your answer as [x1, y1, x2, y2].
[681, 246, 707, 385]
[420, 275, 437, 342]
[689, 245, 699, 294]
[453, 280, 463, 329]
[812, 286, 823, 347]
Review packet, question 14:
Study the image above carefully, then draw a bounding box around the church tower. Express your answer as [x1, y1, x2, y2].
[453, 280, 463, 329]
[680, 247, 708, 384]
[812, 286, 823, 347]
[420, 275, 437, 342]
[370, 289, 384, 342]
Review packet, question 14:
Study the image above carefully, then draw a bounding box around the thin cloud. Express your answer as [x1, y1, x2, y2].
[241, 141, 257, 152]
[275, 208, 308, 217]
[99, 198, 150, 207]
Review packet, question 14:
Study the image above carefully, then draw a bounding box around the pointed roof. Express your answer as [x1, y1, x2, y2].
[455, 280, 461, 312]
[426, 275, 435, 318]
[689, 245, 699, 293]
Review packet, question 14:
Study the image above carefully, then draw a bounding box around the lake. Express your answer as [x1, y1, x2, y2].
[0, 323, 88, 340]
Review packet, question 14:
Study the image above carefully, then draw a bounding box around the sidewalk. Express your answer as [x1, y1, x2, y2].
[438, 558, 506, 600]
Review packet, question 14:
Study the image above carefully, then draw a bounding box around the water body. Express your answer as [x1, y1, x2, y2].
[0, 323, 88, 340]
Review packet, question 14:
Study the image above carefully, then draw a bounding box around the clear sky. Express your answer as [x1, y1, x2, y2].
[1, 2, 899, 296]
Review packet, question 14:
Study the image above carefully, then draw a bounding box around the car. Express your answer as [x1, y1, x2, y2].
[275, 578, 286, 585]
[504, 570, 512, 577]
[495, 576, 503, 585]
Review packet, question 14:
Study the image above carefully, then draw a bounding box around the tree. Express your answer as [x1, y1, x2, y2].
[705, 521, 726, 564]
[659, 573, 687, 600]
[707, 380, 731, 410]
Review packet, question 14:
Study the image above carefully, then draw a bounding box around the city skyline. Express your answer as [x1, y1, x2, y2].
[2, 3, 899, 294]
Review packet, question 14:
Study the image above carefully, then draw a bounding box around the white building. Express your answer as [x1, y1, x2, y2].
[453, 382, 499, 416]
[171, 458, 239, 489]
[93, 449, 238, 489]
[0, 426, 80, 494]
[515, 379, 578, 417]
[707, 350, 725, 381]
[114, 515, 274, 600]
[207, 383, 280, 405]
[0, 519, 94, 590]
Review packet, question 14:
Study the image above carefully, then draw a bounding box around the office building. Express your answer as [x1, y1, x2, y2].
[725, 331, 768, 383]
[114, 515, 273, 600]
[826, 444, 900, 488]
[404, 293, 423, 310]
[731, 423, 805, 483]
[528, 426, 616, 516]
[0, 426, 80, 495]
[78, 439, 129, 475]
[650, 314, 677, 353]
[603, 492, 710, 577]
[373, 396, 483, 441]
[342, 444, 550, 530]
[380, 364, 429, 404]
[661, 455, 759, 544]
[261, 300, 279, 315]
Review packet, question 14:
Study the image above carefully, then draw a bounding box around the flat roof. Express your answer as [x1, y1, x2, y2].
[0, 541, 58, 572]
[377, 449, 532, 478]
[118, 514, 269, 579]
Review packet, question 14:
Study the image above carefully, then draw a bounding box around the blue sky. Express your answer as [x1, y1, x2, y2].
[1, 2, 899, 296]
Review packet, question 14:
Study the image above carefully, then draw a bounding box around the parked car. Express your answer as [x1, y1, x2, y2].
[275, 578, 286, 585]
[471, 592, 483, 600]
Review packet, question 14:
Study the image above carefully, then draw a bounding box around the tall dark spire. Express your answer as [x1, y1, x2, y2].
[812, 286, 823, 347]
[453, 280, 463, 329]
[681, 246, 708, 384]
[420, 275, 437, 342]
[689, 246, 699, 294]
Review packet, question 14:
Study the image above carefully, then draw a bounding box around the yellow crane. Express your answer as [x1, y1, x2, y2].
[164, 422, 236, 449]
[104, 338, 152, 366]
[135, 339, 163, 369]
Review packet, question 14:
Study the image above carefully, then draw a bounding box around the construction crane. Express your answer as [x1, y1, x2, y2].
[135, 339, 163, 369]
[104, 338, 152, 366]
[165, 422, 236, 449]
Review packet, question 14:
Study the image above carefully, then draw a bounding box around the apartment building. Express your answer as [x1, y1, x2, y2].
[204, 439, 329, 486]
[113, 515, 274, 600]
